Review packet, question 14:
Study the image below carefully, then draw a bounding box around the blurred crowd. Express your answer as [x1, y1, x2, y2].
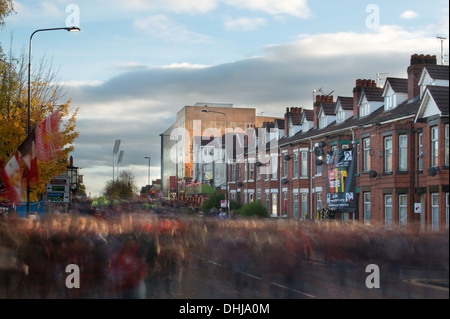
[0, 203, 448, 299]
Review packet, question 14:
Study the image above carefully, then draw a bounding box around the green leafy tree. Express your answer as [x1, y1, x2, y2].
[238, 200, 269, 218]
[202, 191, 225, 213]
[201, 191, 241, 213]
[103, 170, 138, 200]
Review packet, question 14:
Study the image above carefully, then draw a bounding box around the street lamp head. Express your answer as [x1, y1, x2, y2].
[67, 27, 81, 32]
[202, 109, 209, 113]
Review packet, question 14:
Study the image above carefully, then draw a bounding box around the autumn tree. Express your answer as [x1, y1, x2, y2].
[0, 0, 13, 29]
[1, 7, 79, 202]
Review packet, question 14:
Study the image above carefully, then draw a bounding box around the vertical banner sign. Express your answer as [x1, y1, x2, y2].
[169, 176, 176, 193]
[326, 149, 356, 212]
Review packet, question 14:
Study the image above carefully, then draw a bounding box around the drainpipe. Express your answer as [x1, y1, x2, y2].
[278, 145, 282, 218]
[411, 127, 416, 229]
[351, 128, 355, 224]
[309, 138, 313, 220]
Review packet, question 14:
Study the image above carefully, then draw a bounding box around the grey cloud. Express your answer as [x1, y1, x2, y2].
[66, 37, 421, 195]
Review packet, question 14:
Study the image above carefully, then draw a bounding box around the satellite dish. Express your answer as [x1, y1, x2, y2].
[369, 170, 378, 178]
[315, 159, 323, 166]
[281, 178, 288, 185]
[314, 147, 323, 156]
[318, 141, 326, 148]
[428, 167, 439, 177]
[237, 182, 243, 187]
[284, 154, 291, 161]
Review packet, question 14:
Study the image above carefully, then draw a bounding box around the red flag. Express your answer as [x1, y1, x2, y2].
[36, 110, 61, 163]
[18, 130, 39, 187]
[0, 152, 25, 203]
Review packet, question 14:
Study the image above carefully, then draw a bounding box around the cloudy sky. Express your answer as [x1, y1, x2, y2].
[0, 0, 448, 197]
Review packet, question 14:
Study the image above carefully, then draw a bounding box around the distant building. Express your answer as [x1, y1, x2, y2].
[160, 103, 282, 198]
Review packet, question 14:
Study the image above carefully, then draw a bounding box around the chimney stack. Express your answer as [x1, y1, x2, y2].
[353, 79, 377, 117]
[407, 54, 437, 99]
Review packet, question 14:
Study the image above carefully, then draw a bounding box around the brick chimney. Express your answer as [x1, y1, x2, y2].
[284, 107, 289, 136]
[407, 54, 437, 99]
[353, 79, 377, 117]
[284, 107, 304, 135]
[314, 95, 334, 127]
[313, 96, 321, 128]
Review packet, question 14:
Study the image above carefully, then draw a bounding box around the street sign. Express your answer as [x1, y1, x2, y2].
[46, 185, 69, 192]
[46, 192, 69, 203]
[220, 200, 229, 208]
[414, 203, 422, 213]
[46, 176, 70, 202]
[49, 176, 70, 186]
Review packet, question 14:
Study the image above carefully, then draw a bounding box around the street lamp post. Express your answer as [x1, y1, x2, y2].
[202, 109, 229, 215]
[160, 133, 179, 199]
[145, 156, 151, 197]
[27, 26, 80, 217]
[113, 139, 121, 183]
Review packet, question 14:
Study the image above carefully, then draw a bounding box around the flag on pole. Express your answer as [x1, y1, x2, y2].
[18, 130, 39, 187]
[35, 110, 61, 163]
[0, 152, 25, 203]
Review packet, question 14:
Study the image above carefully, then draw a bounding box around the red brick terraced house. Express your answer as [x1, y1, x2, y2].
[233, 54, 448, 231]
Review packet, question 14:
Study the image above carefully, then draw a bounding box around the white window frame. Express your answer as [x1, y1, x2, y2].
[293, 152, 299, 178]
[446, 193, 449, 230]
[431, 126, 439, 167]
[271, 193, 278, 217]
[249, 161, 254, 181]
[282, 155, 288, 178]
[282, 191, 287, 216]
[432, 193, 439, 231]
[385, 194, 393, 229]
[384, 136, 393, 173]
[364, 192, 371, 225]
[244, 160, 248, 182]
[363, 138, 371, 172]
[445, 124, 449, 167]
[399, 194, 408, 229]
[399, 135, 408, 172]
[293, 193, 299, 218]
[271, 155, 278, 180]
[418, 132, 423, 171]
[319, 114, 327, 129]
[360, 102, 370, 117]
[317, 192, 323, 213]
[301, 192, 308, 220]
[301, 151, 308, 177]
[356, 142, 360, 174]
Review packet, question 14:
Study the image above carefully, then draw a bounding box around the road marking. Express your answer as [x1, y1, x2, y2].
[270, 282, 316, 298]
[403, 279, 449, 292]
[191, 253, 315, 298]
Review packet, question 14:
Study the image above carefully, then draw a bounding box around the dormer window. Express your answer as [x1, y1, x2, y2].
[336, 107, 345, 123]
[385, 94, 395, 111]
[303, 120, 310, 132]
[289, 122, 295, 137]
[319, 111, 327, 129]
[360, 102, 370, 117]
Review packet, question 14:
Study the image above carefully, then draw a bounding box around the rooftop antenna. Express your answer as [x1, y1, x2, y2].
[436, 35, 447, 65]
[376, 72, 389, 86]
